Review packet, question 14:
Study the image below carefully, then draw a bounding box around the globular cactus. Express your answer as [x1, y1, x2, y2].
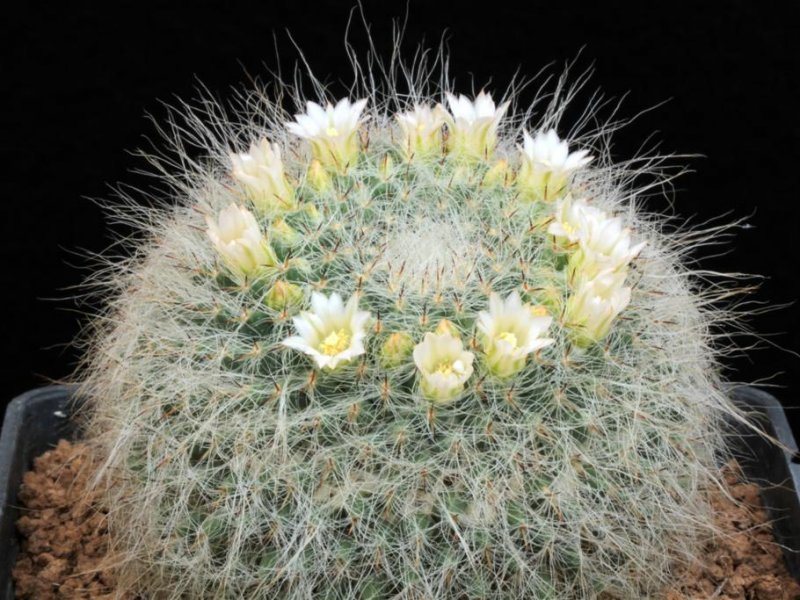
[78, 48, 751, 599]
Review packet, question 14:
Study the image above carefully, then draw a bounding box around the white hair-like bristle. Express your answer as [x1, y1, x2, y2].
[72, 25, 765, 600]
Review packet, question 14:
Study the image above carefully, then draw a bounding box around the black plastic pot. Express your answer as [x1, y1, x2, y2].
[0, 386, 77, 600]
[1, 385, 799, 598]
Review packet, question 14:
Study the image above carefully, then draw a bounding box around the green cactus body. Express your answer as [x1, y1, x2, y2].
[79, 55, 749, 599]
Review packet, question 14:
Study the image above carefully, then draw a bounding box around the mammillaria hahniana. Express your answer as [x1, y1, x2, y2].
[78, 44, 757, 600]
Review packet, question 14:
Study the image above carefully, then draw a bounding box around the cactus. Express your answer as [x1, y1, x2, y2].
[77, 48, 753, 599]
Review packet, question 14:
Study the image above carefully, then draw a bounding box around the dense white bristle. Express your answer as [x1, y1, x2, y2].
[71, 28, 764, 600]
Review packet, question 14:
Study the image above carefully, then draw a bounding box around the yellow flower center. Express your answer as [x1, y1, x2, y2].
[319, 329, 351, 355]
[497, 331, 519, 349]
[434, 359, 465, 376]
[561, 221, 575, 235]
[434, 362, 453, 375]
[326, 126, 340, 137]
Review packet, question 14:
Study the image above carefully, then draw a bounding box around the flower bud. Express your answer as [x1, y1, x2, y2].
[300, 202, 321, 223]
[307, 159, 332, 192]
[206, 203, 278, 280]
[264, 280, 304, 312]
[565, 270, 632, 347]
[548, 196, 606, 248]
[568, 214, 646, 284]
[270, 218, 301, 247]
[380, 332, 415, 368]
[435, 319, 459, 337]
[395, 104, 447, 160]
[482, 159, 512, 188]
[230, 139, 296, 214]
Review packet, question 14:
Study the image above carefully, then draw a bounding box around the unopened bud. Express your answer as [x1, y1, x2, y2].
[482, 159, 512, 188]
[380, 332, 415, 368]
[265, 280, 304, 311]
[435, 319, 459, 337]
[271, 218, 301, 246]
[307, 159, 331, 192]
[301, 202, 321, 223]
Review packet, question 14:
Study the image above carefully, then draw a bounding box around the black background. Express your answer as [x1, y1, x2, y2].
[1, 3, 798, 429]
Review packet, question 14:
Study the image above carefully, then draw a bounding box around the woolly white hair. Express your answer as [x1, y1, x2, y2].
[73, 22, 767, 600]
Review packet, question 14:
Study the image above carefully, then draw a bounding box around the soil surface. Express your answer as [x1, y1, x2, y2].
[665, 460, 800, 600]
[11, 441, 800, 599]
[11, 440, 131, 599]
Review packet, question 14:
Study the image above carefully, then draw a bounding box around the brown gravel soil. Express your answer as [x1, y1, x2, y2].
[666, 461, 800, 600]
[10, 442, 800, 599]
[11, 440, 132, 599]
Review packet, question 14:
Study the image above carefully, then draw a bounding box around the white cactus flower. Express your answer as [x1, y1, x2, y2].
[206, 203, 278, 279]
[517, 129, 593, 201]
[477, 291, 555, 378]
[443, 91, 510, 159]
[395, 104, 448, 160]
[548, 196, 607, 245]
[286, 98, 368, 173]
[230, 139, 295, 214]
[569, 212, 646, 283]
[566, 270, 632, 347]
[413, 331, 475, 402]
[282, 292, 372, 370]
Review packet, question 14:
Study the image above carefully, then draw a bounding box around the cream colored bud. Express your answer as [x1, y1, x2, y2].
[482, 159, 512, 188]
[307, 159, 332, 192]
[271, 218, 301, 247]
[301, 202, 321, 222]
[395, 104, 447, 160]
[230, 139, 296, 214]
[547, 196, 606, 248]
[265, 280, 304, 312]
[435, 319, 459, 337]
[566, 270, 632, 347]
[205, 203, 278, 280]
[567, 213, 646, 284]
[380, 332, 415, 368]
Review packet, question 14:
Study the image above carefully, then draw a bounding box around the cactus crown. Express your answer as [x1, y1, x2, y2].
[79, 45, 749, 599]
